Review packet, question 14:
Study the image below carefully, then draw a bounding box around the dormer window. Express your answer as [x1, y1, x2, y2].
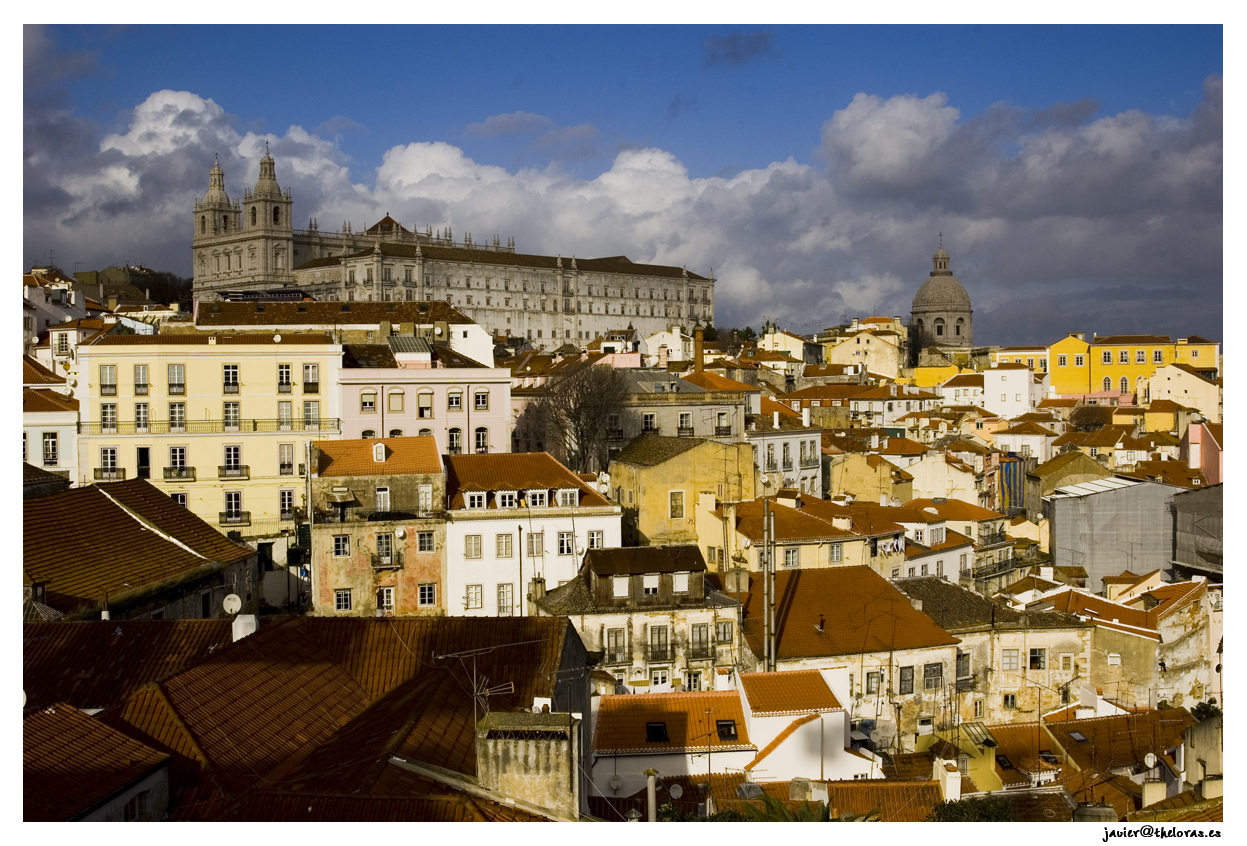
[643, 574, 659, 596]
[467, 492, 485, 509]
[497, 491, 516, 509]
[372, 443, 385, 463]
[558, 489, 577, 507]
[674, 572, 690, 593]
[527, 491, 547, 508]
[716, 720, 738, 741]
[646, 722, 668, 743]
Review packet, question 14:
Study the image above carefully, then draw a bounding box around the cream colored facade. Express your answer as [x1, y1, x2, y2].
[1148, 364, 1221, 423]
[824, 329, 903, 379]
[75, 335, 343, 540]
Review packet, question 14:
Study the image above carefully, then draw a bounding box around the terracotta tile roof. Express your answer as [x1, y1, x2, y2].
[1048, 709, 1193, 774]
[823, 780, 943, 821]
[739, 669, 842, 716]
[986, 722, 1064, 787]
[904, 498, 1003, 522]
[876, 436, 929, 456]
[201, 790, 549, 821]
[894, 577, 1085, 633]
[996, 422, 1057, 436]
[1092, 334, 1171, 345]
[1116, 461, 1205, 489]
[90, 332, 334, 346]
[904, 529, 975, 558]
[585, 545, 706, 576]
[314, 436, 442, 477]
[593, 690, 753, 754]
[1029, 450, 1110, 478]
[731, 498, 857, 543]
[1168, 362, 1217, 384]
[25, 703, 169, 821]
[761, 396, 802, 418]
[23, 480, 255, 615]
[737, 567, 960, 660]
[445, 452, 611, 508]
[196, 300, 475, 326]
[991, 362, 1032, 370]
[23, 387, 78, 413]
[944, 438, 991, 454]
[681, 371, 757, 392]
[23, 620, 235, 712]
[1039, 398, 1079, 408]
[780, 384, 867, 401]
[942, 373, 984, 388]
[611, 433, 705, 467]
[997, 575, 1060, 595]
[23, 355, 65, 384]
[794, 497, 905, 537]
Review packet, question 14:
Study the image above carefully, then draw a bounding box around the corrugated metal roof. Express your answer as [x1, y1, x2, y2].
[1048, 477, 1141, 498]
[388, 335, 431, 354]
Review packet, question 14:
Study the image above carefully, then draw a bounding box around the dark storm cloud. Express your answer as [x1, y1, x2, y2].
[704, 31, 780, 68]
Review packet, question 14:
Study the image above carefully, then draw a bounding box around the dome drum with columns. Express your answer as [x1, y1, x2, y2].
[910, 245, 972, 349]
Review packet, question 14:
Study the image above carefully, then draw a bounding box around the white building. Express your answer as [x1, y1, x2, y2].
[443, 453, 621, 617]
[938, 372, 985, 408]
[24, 357, 79, 482]
[982, 364, 1048, 419]
[640, 325, 692, 366]
[746, 407, 823, 497]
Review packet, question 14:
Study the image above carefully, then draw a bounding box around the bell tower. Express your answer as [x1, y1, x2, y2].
[192, 155, 243, 301]
[241, 143, 295, 284]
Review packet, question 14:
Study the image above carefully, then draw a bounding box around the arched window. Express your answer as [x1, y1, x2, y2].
[1103, 377, 1112, 392]
[388, 429, 403, 438]
[955, 318, 964, 337]
[360, 390, 377, 413]
[934, 318, 945, 337]
[1120, 377, 1130, 394]
[418, 428, 432, 437]
[448, 428, 462, 454]
[362, 429, 376, 438]
[417, 390, 432, 418]
[475, 427, 489, 453]
[273, 206, 281, 225]
[251, 206, 257, 226]
[388, 390, 405, 412]
[221, 215, 228, 232]
[200, 216, 206, 235]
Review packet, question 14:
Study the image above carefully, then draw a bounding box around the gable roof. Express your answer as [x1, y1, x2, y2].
[23, 387, 79, 413]
[611, 433, 707, 467]
[1047, 709, 1193, 772]
[893, 577, 1086, 633]
[196, 300, 475, 327]
[681, 371, 757, 392]
[904, 498, 1003, 522]
[444, 452, 610, 507]
[23, 480, 255, 615]
[585, 545, 706, 576]
[731, 498, 858, 543]
[739, 669, 842, 717]
[23, 355, 65, 384]
[593, 690, 753, 754]
[315, 436, 442, 477]
[25, 703, 169, 821]
[737, 567, 960, 660]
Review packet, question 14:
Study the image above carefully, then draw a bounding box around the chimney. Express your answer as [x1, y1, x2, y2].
[910, 598, 923, 610]
[107, 296, 119, 310]
[658, 346, 668, 368]
[936, 760, 962, 802]
[694, 325, 704, 373]
[831, 515, 852, 531]
[880, 493, 888, 506]
[530, 576, 547, 607]
[232, 614, 258, 642]
[870, 433, 880, 450]
[475, 711, 581, 820]
[802, 406, 811, 427]
[1142, 778, 1166, 808]
[773, 410, 779, 429]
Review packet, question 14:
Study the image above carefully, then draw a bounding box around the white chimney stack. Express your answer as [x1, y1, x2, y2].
[773, 410, 780, 429]
[802, 406, 811, 427]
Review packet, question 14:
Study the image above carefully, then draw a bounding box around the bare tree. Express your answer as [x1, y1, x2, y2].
[537, 364, 629, 473]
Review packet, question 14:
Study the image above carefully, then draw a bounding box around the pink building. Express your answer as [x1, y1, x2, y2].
[1181, 421, 1222, 486]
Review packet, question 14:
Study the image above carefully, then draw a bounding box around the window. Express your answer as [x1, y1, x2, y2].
[134, 364, 148, 394]
[362, 429, 375, 439]
[866, 672, 880, 694]
[612, 575, 629, 598]
[335, 589, 351, 611]
[168, 364, 185, 394]
[643, 413, 657, 432]
[99, 364, 116, 396]
[497, 583, 514, 615]
[170, 492, 187, 507]
[374, 486, 390, 513]
[712, 719, 739, 741]
[643, 574, 659, 596]
[475, 427, 489, 452]
[1152, 348, 1164, 363]
[303, 400, 320, 425]
[678, 411, 692, 430]
[1119, 349, 1129, 363]
[447, 390, 462, 410]
[526, 532, 543, 556]
[924, 662, 943, 690]
[1002, 648, 1019, 671]
[1101, 350, 1112, 364]
[123, 790, 150, 822]
[974, 699, 984, 719]
[936, 560, 944, 578]
[1107, 653, 1121, 666]
[223, 401, 240, 431]
[1103, 377, 1112, 392]
[279, 442, 294, 475]
[669, 491, 684, 519]
[650, 668, 668, 686]
[448, 428, 462, 453]
[464, 535, 482, 558]
[1058, 354, 1067, 367]
[553, 488, 575, 507]
[56, 333, 68, 355]
[418, 583, 436, 607]
[303, 363, 319, 391]
[646, 722, 669, 742]
[361, 390, 376, 413]
[99, 445, 117, 470]
[1060, 653, 1074, 671]
[279, 489, 294, 518]
[716, 621, 733, 644]
[784, 547, 799, 567]
[920, 564, 928, 576]
[1027, 648, 1047, 671]
[558, 532, 574, 555]
[222, 364, 239, 393]
[1003, 693, 1017, 709]
[467, 492, 485, 509]
[683, 671, 701, 691]
[1191, 349, 1199, 358]
[474, 390, 489, 410]
[277, 363, 291, 390]
[1068, 730, 1089, 744]
[1120, 376, 1130, 394]
[1134, 349, 1145, 364]
[1074, 354, 1084, 367]
[957, 652, 971, 678]
[828, 542, 842, 563]
[332, 535, 351, 557]
[588, 530, 603, 549]
[417, 391, 432, 418]
[497, 491, 516, 509]
[42, 432, 58, 466]
[388, 390, 404, 412]
[465, 585, 483, 609]
[899, 665, 914, 695]
[375, 586, 395, 613]
[101, 403, 117, 433]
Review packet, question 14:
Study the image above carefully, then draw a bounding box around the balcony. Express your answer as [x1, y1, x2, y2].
[448, 445, 463, 455]
[371, 550, 404, 570]
[475, 446, 489, 455]
[164, 466, 196, 481]
[218, 465, 250, 480]
[277, 382, 292, 393]
[714, 425, 732, 436]
[279, 463, 294, 476]
[303, 381, 319, 394]
[800, 457, 821, 468]
[604, 649, 630, 666]
[134, 383, 149, 396]
[677, 426, 695, 437]
[78, 418, 341, 435]
[646, 644, 674, 663]
[100, 385, 117, 397]
[782, 459, 794, 471]
[978, 529, 1009, 546]
[642, 425, 660, 436]
[971, 557, 1023, 580]
[169, 383, 185, 395]
[607, 428, 624, 441]
[764, 460, 778, 472]
[219, 511, 251, 527]
[94, 468, 126, 481]
[686, 644, 715, 660]
[223, 383, 239, 394]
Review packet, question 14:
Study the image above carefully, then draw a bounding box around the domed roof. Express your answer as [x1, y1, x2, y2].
[202, 156, 230, 205]
[252, 143, 282, 196]
[912, 247, 971, 313]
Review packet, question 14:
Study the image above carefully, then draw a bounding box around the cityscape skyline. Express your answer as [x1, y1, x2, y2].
[24, 24, 1223, 344]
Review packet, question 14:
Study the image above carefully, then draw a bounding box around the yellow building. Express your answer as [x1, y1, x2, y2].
[1089, 334, 1177, 399]
[991, 345, 1048, 373]
[1173, 335, 1220, 379]
[1046, 333, 1092, 396]
[75, 333, 343, 541]
[903, 362, 971, 388]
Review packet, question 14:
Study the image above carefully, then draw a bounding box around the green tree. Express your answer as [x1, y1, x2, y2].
[927, 795, 1016, 822]
[702, 324, 719, 342]
[1191, 699, 1221, 721]
[738, 326, 757, 343]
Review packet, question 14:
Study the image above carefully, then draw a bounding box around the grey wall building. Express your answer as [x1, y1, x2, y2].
[1171, 483, 1222, 583]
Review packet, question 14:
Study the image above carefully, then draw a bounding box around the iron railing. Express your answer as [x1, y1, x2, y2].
[219, 511, 251, 526]
[100, 385, 117, 396]
[277, 383, 292, 393]
[686, 644, 715, 660]
[646, 644, 674, 662]
[164, 466, 196, 481]
[604, 649, 630, 665]
[677, 426, 695, 437]
[303, 381, 319, 393]
[800, 457, 821, 468]
[714, 425, 733, 436]
[607, 428, 624, 441]
[371, 550, 404, 569]
[223, 383, 239, 394]
[169, 383, 185, 395]
[642, 425, 660, 435]
[279, 463, 294, 476]
[94, 467, 125, 480]
[79, 418, 340, 435]
[218, 465, 250, 480]
[134, 383, 149, 396]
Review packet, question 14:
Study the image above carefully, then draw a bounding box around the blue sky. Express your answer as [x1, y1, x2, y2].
[25, 24, 1223, 343]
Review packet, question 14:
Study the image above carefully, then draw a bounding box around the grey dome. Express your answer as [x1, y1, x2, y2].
[912, 247, 971, 313]
[203, 157, 230, 205]
[253, 145, 282, 196]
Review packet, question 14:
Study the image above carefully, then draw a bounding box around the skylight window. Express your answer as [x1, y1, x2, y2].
[646, 722, 668, 743]
[716, 720, 738, 741]
[995, 755, 1014, 770]
[1068, 730, 1089, 744]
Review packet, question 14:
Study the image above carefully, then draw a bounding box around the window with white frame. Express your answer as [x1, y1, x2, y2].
[669, 491, 684, 518]
[527, 490, 547, 507]
[376, 533, 394, 563]
[866, 672, 880, 694]
[374, 486, 390, 512]
[784, 547, 799, 567]
[1108, 653, 1121, 666]
[923, 663, 943, 690]
[376, 586, 394, 613]
[1060, 653, 1074, 671]
[418, 583, 436, 607]
[447, 390, 462, 410]
[497, 491, 516, 508]
[465, 585, 483, 609]
[496, 533, 513, 558]
[418, 484, 432, 512]
[1002, 649, 1019, 672]
[416, 531, 434, 553]
[42, 432, 58, 466]
[1030, 648, 1046, 670]
[474, 390, 489, 410]
[360, 390, 376, 413]
[99, 365, 116, 396]
[684, 671, 702, 691]
[464, 535, 481, 558]
[335, 589, 351, 611]
[1003, 693, 1017, 709]
[588, 530, 603, 549]
[497, 583, 514, 615]
[974, 699, 984, 719]
[828, 543, 842, 563]
[280, 489, 294, 517]
[559, 489, 577, 507]
[101, 403, 117, 433]
[466, 492, 485, 509]
[558, 532, 574, 555]
[417, 391, 433, 418]
[643, 574, 659, 595]
[527, 532, 543, 556]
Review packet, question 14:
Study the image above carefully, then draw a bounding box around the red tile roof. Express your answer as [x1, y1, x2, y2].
[1047, 709, 1193, 773]
[737, 567, 960, 659]
[681, 371, 758, 393]
[25, 703, 168, 821]
[23, 620, 235, 712]
[739, 669, 842, 716]
[22, 387, 79, 413]
[23, 480, 255, 615]
[731, 498, 857, 542]
[23, 355, 65, 384]
[197, 300, 476, 327]
[905, 498, 1004, 522]
[445, 452, 611, 509]
[593, 690, 753, 754]
[315, 436, 442, 477]
[201, 790, 549, 821]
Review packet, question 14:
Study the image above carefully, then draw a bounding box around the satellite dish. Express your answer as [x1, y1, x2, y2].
[273, 333, 282, 343]
[743, 538, 751, 548]
[869, 729, 883, 743]
[669, 784, 684, 799]
[434, 326, 443, 335]
[576, 545, 585, 556]
[1144, 752, 1158, 769]
[608, 775, 623, 793]
[222, 594, 242, 615]
[395, 527, 406, 539]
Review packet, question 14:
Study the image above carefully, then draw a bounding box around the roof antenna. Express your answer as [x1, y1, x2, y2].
[939, 231, 944, 249]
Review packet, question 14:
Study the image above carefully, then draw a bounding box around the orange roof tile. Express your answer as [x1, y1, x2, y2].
[1048, 709, 1193, 773]
[23, 387, 78, 413]
[23, 355, 65, 384]
[905, 498, 1004, 522]
[731, 498, 857, 542]
[315, 436, 442, 477]
[445, 452, 611, 509]
[681, 371, 758, 393]
[739, 669, 842, 716]
[593, 690, 753, 754]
